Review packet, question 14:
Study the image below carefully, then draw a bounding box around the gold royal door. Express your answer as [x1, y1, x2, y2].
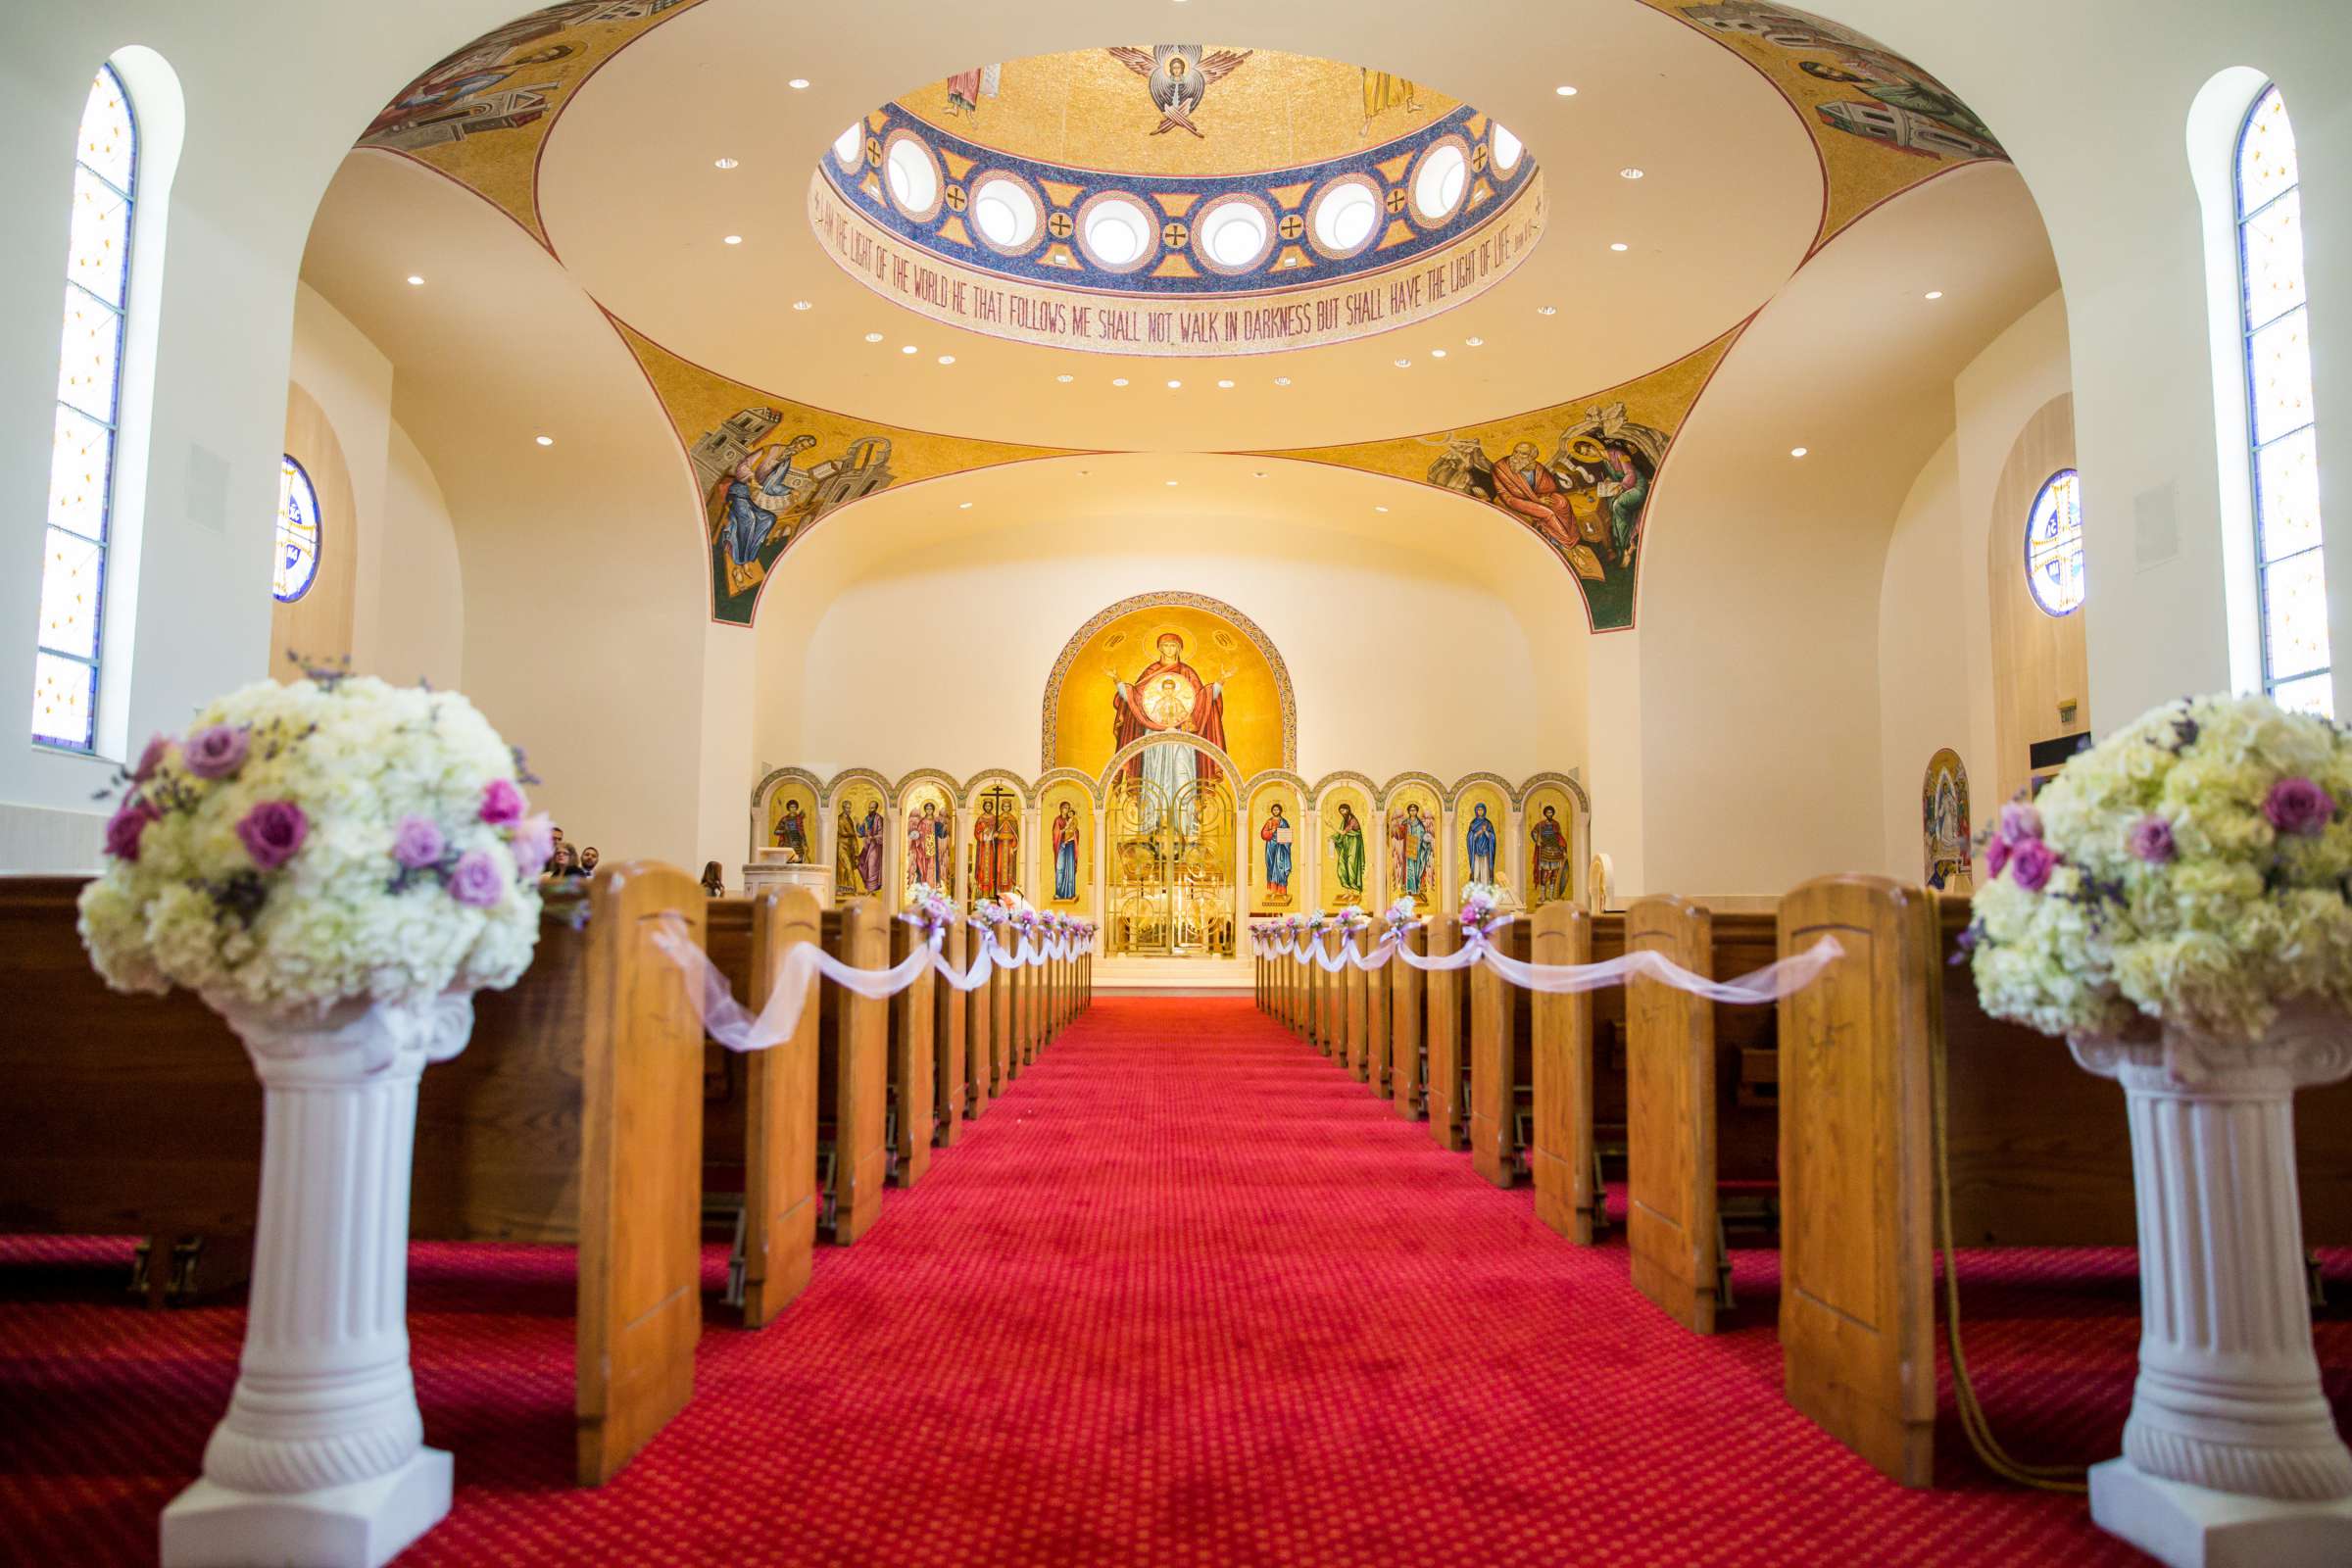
[1107, 759, 1235, 958]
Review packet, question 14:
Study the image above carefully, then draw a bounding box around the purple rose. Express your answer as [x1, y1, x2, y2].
[2128, 815, 2177, 864]
[1984, 835, 2011, 877]
[103, 797, 159, 861]
[392, 814, 447, 870]
[182, 723, 251, 781]
[1999, 802, 2043, 842]
[478, 778, 526, 826]
[234, 800, 309, 871]
[2008, 837, 2059, 894]
[132, 734, 171, 783]
[509, 812, 555, 874]
[2263, 777, 2337, 837]
[447, 849, 504, 908]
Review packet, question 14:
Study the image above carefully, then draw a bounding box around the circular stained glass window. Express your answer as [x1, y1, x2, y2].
[274, 455, 320, 604]
[2024, 467, 2084, 616]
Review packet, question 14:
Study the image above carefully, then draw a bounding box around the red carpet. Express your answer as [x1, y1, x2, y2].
[4, 997, 2349, 1565]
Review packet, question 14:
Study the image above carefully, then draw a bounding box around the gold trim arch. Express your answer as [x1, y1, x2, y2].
[1042, 592, 1297, 777]
[1098, 733, 1244, 959]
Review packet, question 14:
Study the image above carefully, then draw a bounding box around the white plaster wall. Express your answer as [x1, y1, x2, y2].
[374, 421, 465, 692]
[1875, 434, 1970, 880]
[288, 283, 392, 674]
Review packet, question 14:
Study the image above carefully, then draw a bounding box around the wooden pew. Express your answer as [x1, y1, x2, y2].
[811, 899, 890, 1243]
[1359, 928, 1392, 1095]
[712, 889, 816, 1331]
[1423, 919, 1470, 1151]
[1389, 920, 1429, 1119]
[991, 944, 1016, 1093]
[0, 869, 712, 1487]
[1467, 918, 1534, 1186]
[1343, 933, 1368, 1082]
[1315, 931, 1346, 1059]
[963, 936, 993, 1122]
[1621, 898, 1778, 1334]
[1528, 908, 1629, 1244]
[1775, 876, 2352, 1485]
[933, 919, 967, 1146]
[889, 916, 935, 1187]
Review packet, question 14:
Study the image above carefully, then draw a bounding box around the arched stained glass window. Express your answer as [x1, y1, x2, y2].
[2236, 85, 2330, 715]
[32, 67, 137, 752]
[273, 456, 319, 603]
[2025, 468, 2084, 616]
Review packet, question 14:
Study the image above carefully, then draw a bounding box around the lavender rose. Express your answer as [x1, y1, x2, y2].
[447, 849, 505, 908]
[392, 814, 447, 870]
[1984, 835, 2011, 877]
[2128, 815, 2177, 864]
[509, 812, 555, 875]
[1998, 802, 2043, 842]
[2262, 777, 2336, 837]
[182, 723, 251, 781]
[2007, 837, 2059, 894]
[478, 778, 526, 826]
[234, 800, 309, 871]
[104, 798, 159, 862]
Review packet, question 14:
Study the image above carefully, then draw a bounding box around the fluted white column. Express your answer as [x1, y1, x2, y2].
[2071, 1018, 2352, 1567]
[162, 996, 472, 1568]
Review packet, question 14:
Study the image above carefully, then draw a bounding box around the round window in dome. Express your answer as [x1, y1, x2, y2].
[832, 122, 863, 172]
[1410, 138, 1470, 225]
[1492, 122, 1524, 175]
[1308, 175, 1384, 259]
[1077, 192, 1156, 272]
[970, 172, 1044, 255]
[1193, 194, 1274, 275]
[882, 131, 941, 220]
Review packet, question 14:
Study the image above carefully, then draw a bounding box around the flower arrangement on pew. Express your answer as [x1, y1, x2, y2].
[1379, 895, 1422, 941]
[904, 882, 956, 936]
[75, 667, 550, 1563]
[970, 896, 1013, 931]
[1458, 881, 1507, 936]
[79, 672, 548, 1016]
[1330, 906, 1371, 937]
[1961, 692, 2352, 1541]
[1966, 693, 2352, 1042]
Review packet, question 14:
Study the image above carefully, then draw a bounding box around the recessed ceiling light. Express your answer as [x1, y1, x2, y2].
[1374, 505, 1390, 514]
[791, 299, 812, 311]
[1555, 85, 1578, 97]
[1609, 242, 1629, 252]
[1252, 470, 1268, 478]
[1537, 306, 1557, 317]
[1464, 336, 1484, 347]
[864, 331, 884, 343]
[901, 344, 917, 354]
[1925, 290, 1944, 300]
[405, 274, 424, 286]
[1395, 358, 1412, 368]
[1431, 349, 1446, 359]
[723, 233, 743, 244]
[1112, 377, 1130, 387]
[1056, 373, 1074, 383]
[958, 501, 972, 509]
[1165, 479, 1178, 487]
[1217, 379, 1235, 389]
[1619, 168, 1644, 180]
[1166, 379, 1182, 389]
[788, 78, 809, 90]
[535, 435, 554, 447]
[713, 157, 738, 170]
[939, 355, 957, 365]
[1274, 376, 1292, 386]
[1790, 446, 1809, 458]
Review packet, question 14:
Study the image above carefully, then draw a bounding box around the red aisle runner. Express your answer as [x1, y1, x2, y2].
[4, 997, 2345, 1565]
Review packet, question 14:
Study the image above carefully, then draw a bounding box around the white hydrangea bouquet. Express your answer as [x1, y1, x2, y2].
[77, 671, 550, 1019]
[1966, 693, 2352, 1044]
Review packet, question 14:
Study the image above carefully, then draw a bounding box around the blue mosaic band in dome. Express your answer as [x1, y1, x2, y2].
[822, 102, 1536, 298]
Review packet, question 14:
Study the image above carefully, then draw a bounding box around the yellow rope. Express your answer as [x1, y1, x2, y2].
[1930, 1019, 2089, 1493]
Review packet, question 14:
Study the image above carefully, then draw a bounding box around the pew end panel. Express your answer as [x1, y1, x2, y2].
[740, 889, 822, 1329]
[964, 956, 994, 1121]
[572, 861, 709, 1487]
[1468, 921, 1534, 1188]
[825, 900, 892, 1244]
[1529, 904, 1595, 1242]
[1776, 876, 1938, 1489]
[1626, 897, 1720, 1335]
[1424, 921, 1468, 1152]
[933, 921, 967, 1145]
[889, 920, 936, 1188]
[1390, 925, 1428, 1120]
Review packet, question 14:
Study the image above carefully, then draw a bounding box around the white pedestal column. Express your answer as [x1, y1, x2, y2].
[2071, 1021, 2352, 1568]
[162, 996, 473, 1568]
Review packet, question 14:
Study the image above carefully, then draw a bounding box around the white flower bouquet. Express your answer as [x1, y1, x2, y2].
[1458, 881, 1505, 932]
[1967, 693, 2352, 1043]
[904, 882, 956, 932]
[77, 673, 548, 1018]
